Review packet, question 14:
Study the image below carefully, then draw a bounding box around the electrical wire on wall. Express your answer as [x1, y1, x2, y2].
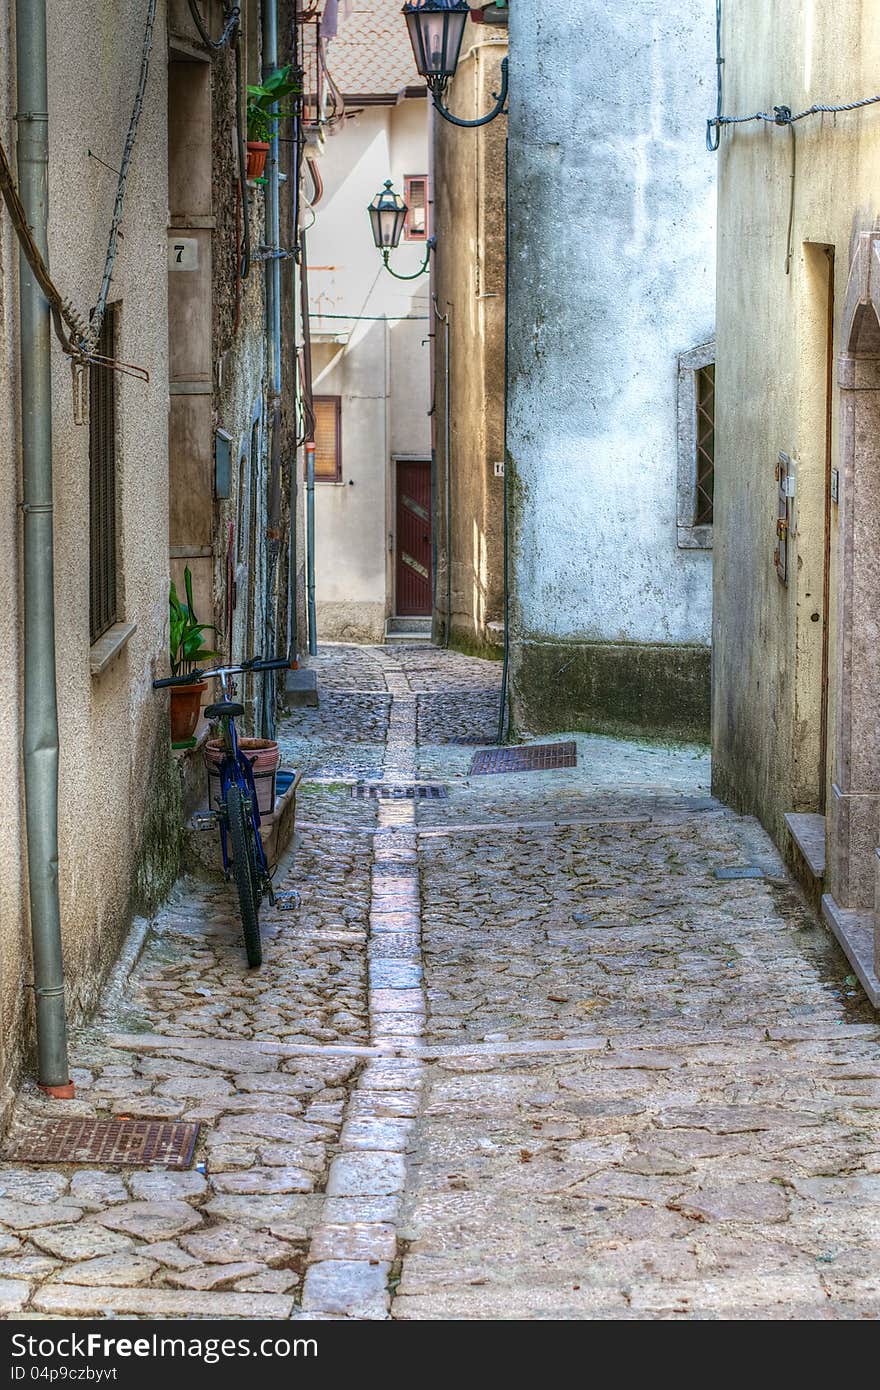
[707, 0, 880, 152]
[0, 0, 159, 397]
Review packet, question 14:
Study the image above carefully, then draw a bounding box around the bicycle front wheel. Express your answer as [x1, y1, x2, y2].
[226, 783, 262, 968]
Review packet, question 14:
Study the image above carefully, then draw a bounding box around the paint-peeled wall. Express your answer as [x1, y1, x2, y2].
[0, 0, 171, 1106]
[308, 99, 431, 642]
[506, 0, 716, 738]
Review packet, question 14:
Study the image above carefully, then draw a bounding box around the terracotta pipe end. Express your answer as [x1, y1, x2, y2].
[38, 1080, 76, 1100]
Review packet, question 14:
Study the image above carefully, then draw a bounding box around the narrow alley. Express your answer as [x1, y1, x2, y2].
[1, 645, 877, 1321]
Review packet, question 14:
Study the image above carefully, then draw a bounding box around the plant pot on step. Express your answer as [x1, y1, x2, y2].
[246, 141, 269, 179]
[206, 737, 280, 816]
[170, 681, 206, 743]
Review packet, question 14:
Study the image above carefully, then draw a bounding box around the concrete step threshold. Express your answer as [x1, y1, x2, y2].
[385, 616, 432, 644]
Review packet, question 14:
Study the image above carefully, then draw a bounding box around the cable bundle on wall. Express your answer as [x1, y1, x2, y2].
[707, 0, 880, 152]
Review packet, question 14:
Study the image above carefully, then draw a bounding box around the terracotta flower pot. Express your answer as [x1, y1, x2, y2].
[169, 681, 206, 743]
[246, 141, 269, 179]
[206, 737, 280, 816]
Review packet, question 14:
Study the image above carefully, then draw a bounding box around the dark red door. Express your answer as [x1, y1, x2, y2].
[396, 460, 432, 615]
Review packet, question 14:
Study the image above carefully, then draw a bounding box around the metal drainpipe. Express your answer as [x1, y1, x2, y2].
[305, 441, 317, 655]
[443, 311, 451, 647]
[299, 228, 317, 656]
[496, 133, 510, 745]
[261, 0, 282, 735]
[15, 0, 72, 1096]
[286, 11, 302, 661]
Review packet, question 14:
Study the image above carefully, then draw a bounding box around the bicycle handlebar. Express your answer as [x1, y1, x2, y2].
[153, 656, 292, 690]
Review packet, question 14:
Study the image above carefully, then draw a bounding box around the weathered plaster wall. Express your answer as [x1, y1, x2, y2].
[712, 0, 876, 858]
[432, 30, 506, 655]
[308, 100, 430, 643]
[506, 0, 716, 737]
[0, 0, 171, 1100]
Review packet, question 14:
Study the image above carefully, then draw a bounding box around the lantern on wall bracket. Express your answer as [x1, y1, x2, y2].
[368, 181, 436, 279]
[402, 0, 509, 128]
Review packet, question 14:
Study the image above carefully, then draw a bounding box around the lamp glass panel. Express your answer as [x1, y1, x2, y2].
[369, 187, 408, 249]
[405, 9, 468, 78]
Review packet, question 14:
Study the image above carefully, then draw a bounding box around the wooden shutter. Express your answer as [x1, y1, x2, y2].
[310, 396, 342, 481]
[89, 306, 119, 643]
[404, 175, 428, 242]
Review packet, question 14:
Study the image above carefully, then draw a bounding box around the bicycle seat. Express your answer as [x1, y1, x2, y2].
[205, 701, 245, 719]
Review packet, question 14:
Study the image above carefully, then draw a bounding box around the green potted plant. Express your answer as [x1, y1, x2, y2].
[246, 65, 300, 179]
[167, 567, 219, 744]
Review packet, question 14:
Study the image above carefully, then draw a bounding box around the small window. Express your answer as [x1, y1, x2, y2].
[89, 306, 119, 643]
[404, 175, 429, 242]
[308, 396, 342, 482]
[676, 340, 715, 549]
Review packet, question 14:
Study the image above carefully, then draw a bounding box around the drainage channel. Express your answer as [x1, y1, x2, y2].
[298, 652, 425, 1320]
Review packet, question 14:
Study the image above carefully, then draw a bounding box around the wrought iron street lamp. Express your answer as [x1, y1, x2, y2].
[368, 181, 435, 279]
[402, 0, 508, 127]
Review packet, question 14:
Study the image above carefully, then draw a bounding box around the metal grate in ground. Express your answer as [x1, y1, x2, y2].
[3, 1117, 199, 1170]
[353, 783, 448, 799]
[469, 741, 578, 776]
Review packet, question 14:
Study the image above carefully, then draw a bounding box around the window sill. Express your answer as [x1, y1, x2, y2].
[90, 621, 136, 676]
[677, 525, 713, 551]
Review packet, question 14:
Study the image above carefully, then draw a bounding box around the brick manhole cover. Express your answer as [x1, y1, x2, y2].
[469, 741, 578, 776]
[353, 784, 448, 799]
[3, 1117, 199, 1170]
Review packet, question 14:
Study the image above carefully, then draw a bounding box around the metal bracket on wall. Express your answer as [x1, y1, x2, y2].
[775, 450, 795, 584]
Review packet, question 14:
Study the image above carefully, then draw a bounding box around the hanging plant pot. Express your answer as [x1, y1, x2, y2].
[246, 141, 269, 179]
[169, 682, 206, 744]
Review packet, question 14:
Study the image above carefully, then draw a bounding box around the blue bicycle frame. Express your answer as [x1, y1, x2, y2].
[210, 668, 271, 890]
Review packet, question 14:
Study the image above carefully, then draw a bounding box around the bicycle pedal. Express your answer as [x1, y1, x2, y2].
[190, 811, 219, 832]
[272, 890, 301, 912]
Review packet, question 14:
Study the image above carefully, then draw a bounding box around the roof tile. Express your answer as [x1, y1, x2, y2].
[327, 0, 427, 98]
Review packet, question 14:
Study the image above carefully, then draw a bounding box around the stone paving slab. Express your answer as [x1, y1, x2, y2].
[1, 643, 878, 1320]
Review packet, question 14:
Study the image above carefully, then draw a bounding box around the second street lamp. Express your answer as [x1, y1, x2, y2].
[402, 0, 508, 127]
[368, 181, 435, 279]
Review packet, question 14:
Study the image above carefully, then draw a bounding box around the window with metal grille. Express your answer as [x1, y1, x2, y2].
[695, 362, 715, 525]
[308, 396, 342, 482]
[89, 306, 119, 644]
[676, 340, 714, 549]
[404, 175, 429, 241]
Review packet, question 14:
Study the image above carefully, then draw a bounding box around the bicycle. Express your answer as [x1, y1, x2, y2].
[153, 656, 291, 967]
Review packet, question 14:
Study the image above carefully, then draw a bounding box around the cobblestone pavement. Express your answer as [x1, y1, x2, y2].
[0, 644, 878, 1319]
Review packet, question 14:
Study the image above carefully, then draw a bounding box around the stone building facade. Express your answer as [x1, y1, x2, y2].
[505, 0, 716, 740]
[307, 1, 431, 644]
[0, 0, 298, 1105]
[430, 17, 507, 655]
[711, 0, 880, 1002]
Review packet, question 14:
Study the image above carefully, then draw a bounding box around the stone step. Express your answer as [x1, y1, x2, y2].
[385, 617, 432, 644]
[784, 811, 826, 879]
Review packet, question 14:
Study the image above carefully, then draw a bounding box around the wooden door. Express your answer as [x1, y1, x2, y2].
[396, 460, 432, 615]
